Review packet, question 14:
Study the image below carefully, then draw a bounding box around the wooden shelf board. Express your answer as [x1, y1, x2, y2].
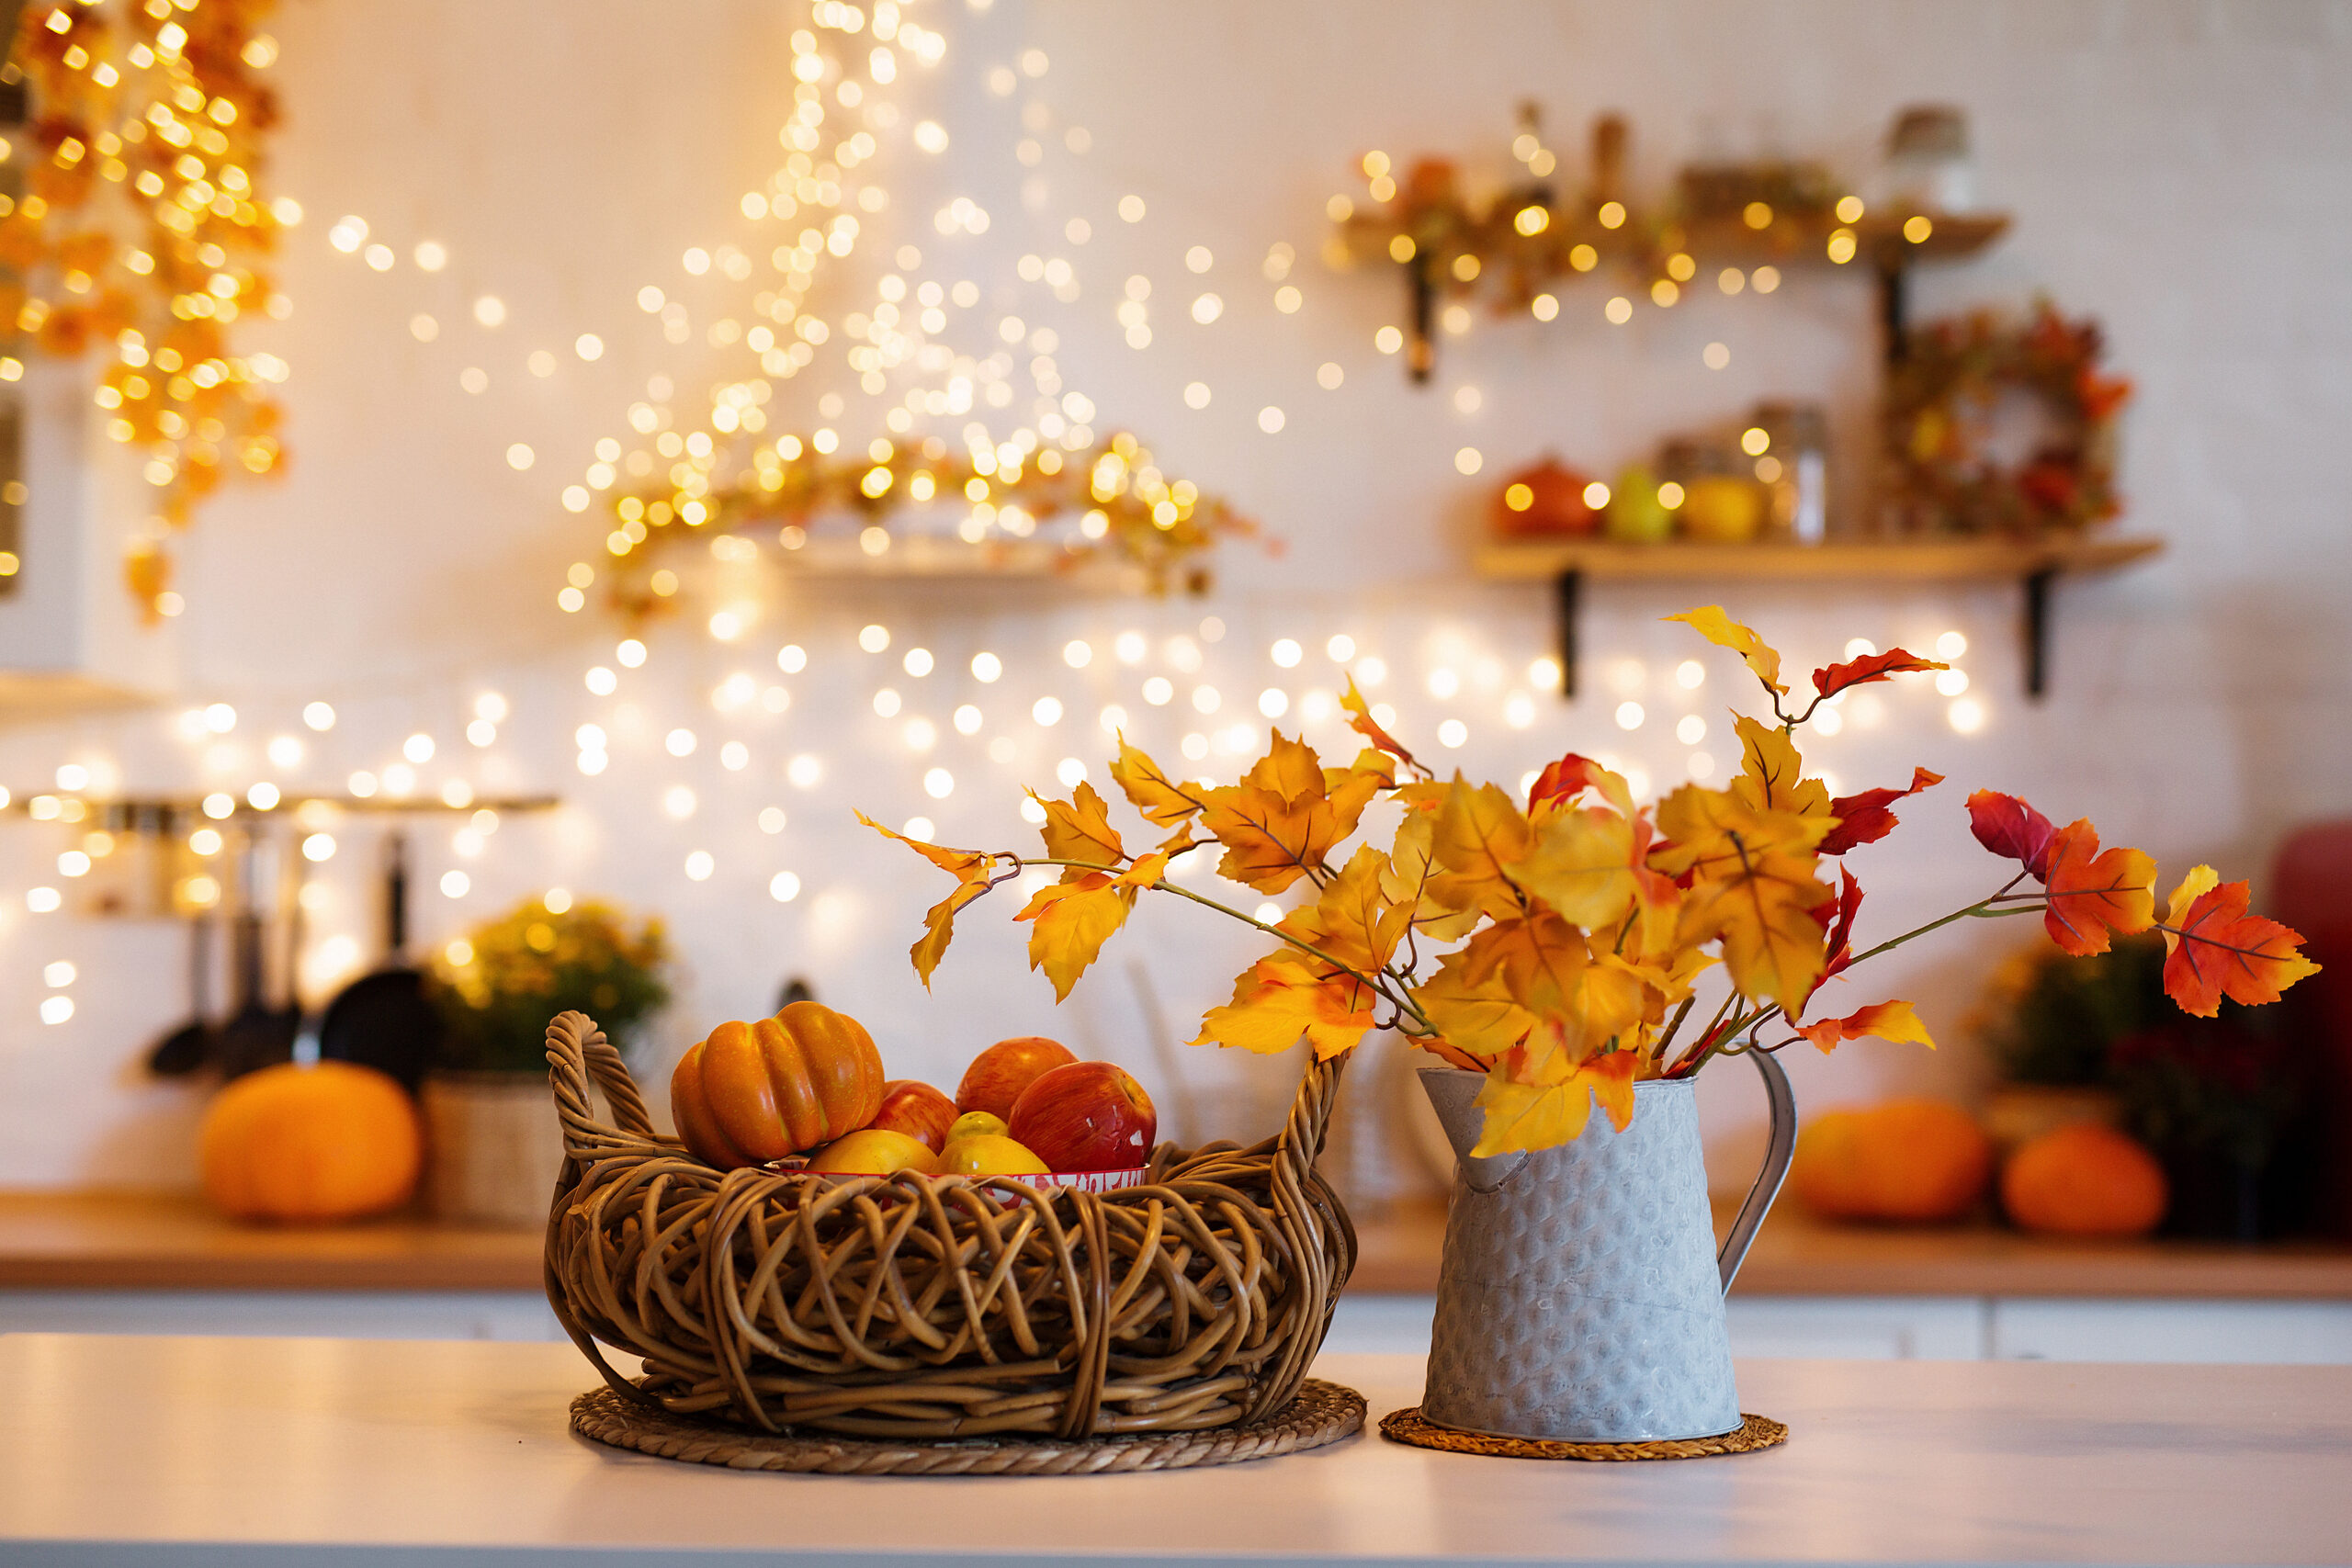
[1475, 535, 2165, 583]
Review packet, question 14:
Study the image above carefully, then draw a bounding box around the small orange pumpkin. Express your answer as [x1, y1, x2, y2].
[1793, 1099, 1992, 1224]
[2002, 1123, 2168, 1237]
[199, 1061, 423, 1224]
[671, 1000, 885, 1169]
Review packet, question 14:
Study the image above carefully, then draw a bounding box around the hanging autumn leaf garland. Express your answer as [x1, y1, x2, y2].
[869, 605, 2319, 1157]
[6, 0, 290, 619]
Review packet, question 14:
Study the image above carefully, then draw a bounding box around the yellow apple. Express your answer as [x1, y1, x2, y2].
[804, 1128, 940, 1175]
[948, 1111, 1008, 1142]
[937, 1133, 1049, 1177]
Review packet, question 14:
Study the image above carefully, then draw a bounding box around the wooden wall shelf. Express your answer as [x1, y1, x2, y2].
[1472, 536, 2165, 699]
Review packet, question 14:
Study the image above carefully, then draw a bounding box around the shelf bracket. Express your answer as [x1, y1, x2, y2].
[1555, 568, 1582, 699]
[1877, 259, 1910, 364]
[2022, 567, 2056, 701]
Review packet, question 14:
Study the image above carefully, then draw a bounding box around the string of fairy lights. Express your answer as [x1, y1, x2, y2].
[4, 0, 1993, 1032]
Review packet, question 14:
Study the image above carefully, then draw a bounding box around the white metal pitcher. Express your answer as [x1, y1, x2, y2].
[1417, 1053, 1796, 1443]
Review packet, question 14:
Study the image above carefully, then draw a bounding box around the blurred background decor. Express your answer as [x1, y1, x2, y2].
[1880, 302, 2132, 536]
[1978, 932, 2319, 1241]
[422, 895, 668, 1225]
[3, 0, 293, 619]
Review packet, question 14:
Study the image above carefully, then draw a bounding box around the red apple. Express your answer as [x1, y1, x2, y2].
[869, 1079, 958, 1152]
[1007, 1062, 1157, 1173]
[955, 1036, 1078, 1121]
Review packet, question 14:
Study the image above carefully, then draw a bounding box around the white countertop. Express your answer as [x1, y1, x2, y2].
[0, 1336, 2345, 1566]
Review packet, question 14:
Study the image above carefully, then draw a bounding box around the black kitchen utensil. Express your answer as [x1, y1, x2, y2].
[317, 831, 441, 1090]
[144, 913, 214, 1077]
[209, 860, 301, 1079]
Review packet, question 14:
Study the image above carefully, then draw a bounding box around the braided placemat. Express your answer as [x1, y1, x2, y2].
[571, 1378, 1367, 1475]
[1381, 1405, 1787, 1461]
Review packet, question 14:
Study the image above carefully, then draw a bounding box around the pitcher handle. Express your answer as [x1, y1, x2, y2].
[1716, 1048, 1797, 1294]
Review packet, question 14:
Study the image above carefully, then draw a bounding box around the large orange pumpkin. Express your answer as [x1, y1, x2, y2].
[1793, 1099, 1992, 1224]
[199, 1061, 423, 1224]
[671, 1000, 885, 1169]
[2002, 1123, 2168, 1237]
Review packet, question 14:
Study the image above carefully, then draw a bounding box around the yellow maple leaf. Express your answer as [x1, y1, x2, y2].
[1109, 736, 1207, 829]
[1729, 716, 1831, 818]
[1508, 805, 1639, 931]
[1425, 778, 1534, 920]
[1014, 872, 1134, 1000]
[1032, 780, 1126, 876]
[1469, 1046, 1639, 1156]
[1412, 952, 1534, 1060]
[1677, 848, 1833, 1008]
[1192, 958, 1378, 1059]
[1650, 784, 1834, 882]
[1382, 803, 1483, 941]
[1664, 604, 1787, 695]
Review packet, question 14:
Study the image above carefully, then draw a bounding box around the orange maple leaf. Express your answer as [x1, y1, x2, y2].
[1031, 781, 1126, 875]
[2160, 879, 2321, 1018]
[2040, 818, 2155, 957]
[1193, 957, 1381, 1060]
[1793, 999, 1936, 1054]
[1199, 736, 1390, 893]
[857, 811, 1001, 988]
[1108, 736, 1207, 829]
[1340, 675, 1420, 773]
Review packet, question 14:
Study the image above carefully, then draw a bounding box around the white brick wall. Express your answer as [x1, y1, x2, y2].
[0, 0, 2346, 1185]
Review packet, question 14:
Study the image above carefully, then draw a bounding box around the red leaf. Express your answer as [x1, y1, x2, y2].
[1528, 753, 1610, 813]
[1820, 767, 1945, 856]
[1799, 865, 1864, 1016]
[2041, 819, 2155, 957]
[1967, 789, 2060, 879]
[2162, 880, 2322, 1019]
[1811, 649, 1948, 701]
[1818, 866, 1863, 977]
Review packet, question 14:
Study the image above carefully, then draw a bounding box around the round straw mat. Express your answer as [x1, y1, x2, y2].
[571, 1377, 1367, 1476]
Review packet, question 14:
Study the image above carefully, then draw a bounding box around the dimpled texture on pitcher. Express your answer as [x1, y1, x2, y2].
[1421, 1076, 1741, 1443]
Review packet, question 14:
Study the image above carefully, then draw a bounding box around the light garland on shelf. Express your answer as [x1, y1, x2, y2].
[5, 0, 295, 619]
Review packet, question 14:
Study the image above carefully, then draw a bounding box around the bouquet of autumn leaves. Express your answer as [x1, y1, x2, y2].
[864, 607, 2318, 1157]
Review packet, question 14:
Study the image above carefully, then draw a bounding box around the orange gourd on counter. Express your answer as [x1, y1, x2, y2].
[198, 1061, 423, 1224]
[2001, 1123, 2169, 1237]
[1792, 1099, 1993, 1224]
[671, 999, 885, 1169]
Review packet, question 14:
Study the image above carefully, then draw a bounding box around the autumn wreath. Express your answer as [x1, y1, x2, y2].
[1882, 301, 2133, 536]
[873, 607, 2314, 1156]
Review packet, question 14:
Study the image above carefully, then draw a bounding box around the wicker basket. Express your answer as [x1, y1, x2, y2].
[540, 1010, 1356, 1440]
